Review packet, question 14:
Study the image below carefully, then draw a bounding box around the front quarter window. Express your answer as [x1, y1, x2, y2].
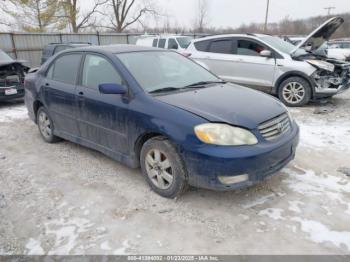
[116, 51, 219, 93]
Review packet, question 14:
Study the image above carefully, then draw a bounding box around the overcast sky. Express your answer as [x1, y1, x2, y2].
[83, 0, 349, 30]
[150, 0, 350, 28]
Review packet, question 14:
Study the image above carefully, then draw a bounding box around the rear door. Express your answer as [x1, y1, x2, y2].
[43, 53, 82, 136]
[76, 53, 129, 154]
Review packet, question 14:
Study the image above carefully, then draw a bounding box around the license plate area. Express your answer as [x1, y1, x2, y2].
[5, 88, 18, 95]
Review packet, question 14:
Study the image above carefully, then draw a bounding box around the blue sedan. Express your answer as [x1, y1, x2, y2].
[25, 45, 299, 198]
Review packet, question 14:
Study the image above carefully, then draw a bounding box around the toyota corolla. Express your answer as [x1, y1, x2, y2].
[25, 45, 299, 198]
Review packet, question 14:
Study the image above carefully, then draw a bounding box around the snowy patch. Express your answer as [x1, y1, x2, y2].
[283, 168, 350, 196]
[100, 241, 111, 250]
[288, 201, 304, 214]
[298, 120, 350, 152]
[113, 240, 130, 255]
[241, 193, 275, 209]
[45, 217, 94, 255]
[0, 105, 28, 122]
[293, 217, 350, 251]
[258, 208, 285, 220]
[25, 238, 44, 255]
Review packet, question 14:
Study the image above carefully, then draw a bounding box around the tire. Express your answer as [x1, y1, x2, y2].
[140, 137, 188, 198]
[278, 76, 312, 107]
[37, 107, 60, 143]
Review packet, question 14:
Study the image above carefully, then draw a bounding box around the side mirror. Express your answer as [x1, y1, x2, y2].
[260, 50, 272, 58]
[99, 83, 127, 95]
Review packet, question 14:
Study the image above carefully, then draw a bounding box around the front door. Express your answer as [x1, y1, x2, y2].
[76, 54, 129, 155]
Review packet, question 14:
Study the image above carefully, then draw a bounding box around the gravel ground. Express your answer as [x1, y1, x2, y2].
[0, 92, 350, 255]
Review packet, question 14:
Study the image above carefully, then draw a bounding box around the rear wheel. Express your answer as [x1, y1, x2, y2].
[140, 137, 188, 198]
[37, 107, 60, 143]
[278, 77, 311, 107]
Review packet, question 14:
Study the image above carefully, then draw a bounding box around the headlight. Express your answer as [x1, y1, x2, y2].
[307, 59, 335, 72]
[194, 123, 258, 146]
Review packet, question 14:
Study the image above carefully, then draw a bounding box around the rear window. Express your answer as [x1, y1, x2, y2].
[49, 54, 82, 85]
[208, 39, 233, 54]
[158, 39, 166, 48]
[194, 40, 210, 52]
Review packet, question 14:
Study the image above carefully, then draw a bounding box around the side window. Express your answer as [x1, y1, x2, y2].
[194, 40, 210, 52]
[158, 39, 166, 48]
[208, 39, 233, 54]
[152, 39, 158, 47]
[168, 38, 178, 49]
[46, 64, 54, 79]
[237, 39, 266, 56]
[51, 54, 81, 85]
[82, 54, 122, 90]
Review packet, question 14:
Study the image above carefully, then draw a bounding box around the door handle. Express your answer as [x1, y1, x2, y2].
[45, 83, 50, 86]
[78, 91, 84, 96]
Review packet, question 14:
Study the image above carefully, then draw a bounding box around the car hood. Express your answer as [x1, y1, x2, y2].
[292, 17, 344, 55]
[155, 84, 286, 130]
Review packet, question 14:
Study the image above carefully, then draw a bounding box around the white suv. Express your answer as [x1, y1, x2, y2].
[186, 17, 350, 106]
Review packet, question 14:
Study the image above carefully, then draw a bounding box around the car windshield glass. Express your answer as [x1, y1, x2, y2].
[260, 35, 308, 56]
[0, 50, 14, 62]
[176, 37, 192, 49]
[116, 51, 219, 93]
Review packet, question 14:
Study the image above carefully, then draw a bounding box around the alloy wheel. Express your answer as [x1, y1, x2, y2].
[145, 149, 174, 190]
[38, 111, 52, 140]
[282, 82, 306, 104]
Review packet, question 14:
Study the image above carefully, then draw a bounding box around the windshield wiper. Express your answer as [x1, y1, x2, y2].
[149, 87, 180, 94]
[184, 80, 227, 88]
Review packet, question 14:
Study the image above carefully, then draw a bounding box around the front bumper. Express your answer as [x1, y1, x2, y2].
[182, 123, 299, 191]
[0, 87, 25, 101]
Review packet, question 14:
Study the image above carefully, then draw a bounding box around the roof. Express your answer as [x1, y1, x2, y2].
[66, 44, 162, 54]
[192, 33, 270, 42]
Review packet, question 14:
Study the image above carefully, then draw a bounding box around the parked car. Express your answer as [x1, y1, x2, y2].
[41, 42, 92, 64]
[0, 49, 29, 101]
[136, 35, 192, 52]
[24, 45, 299, 198]
[326, 39, 350, 61]
[186, 17, 350, 106]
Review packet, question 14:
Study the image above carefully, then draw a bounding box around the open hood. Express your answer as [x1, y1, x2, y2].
[291, 17, 344, 55]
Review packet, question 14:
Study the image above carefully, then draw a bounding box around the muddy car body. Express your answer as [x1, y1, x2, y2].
[187, 17, 350, 106]
[0, 50, 29, 101]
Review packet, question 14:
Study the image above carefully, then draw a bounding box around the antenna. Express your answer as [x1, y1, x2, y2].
[324, 6, 335, 15]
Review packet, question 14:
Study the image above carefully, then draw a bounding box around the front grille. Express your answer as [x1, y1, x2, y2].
[258, 113, 291, 141]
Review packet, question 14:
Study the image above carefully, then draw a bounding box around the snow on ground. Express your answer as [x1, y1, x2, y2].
[0, 104, 28, 123]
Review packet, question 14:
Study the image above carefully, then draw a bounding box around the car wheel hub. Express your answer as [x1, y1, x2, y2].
[38, 111, 52, 139]
[145, 149, 173, 190]
[282, 82, 305, 104]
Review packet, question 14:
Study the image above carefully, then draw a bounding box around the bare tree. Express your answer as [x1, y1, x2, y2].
[193, 0, 209, 33]
[58, 0, 107, 33]
[0, 0, 60, 32]
[102, 0, 158, 32]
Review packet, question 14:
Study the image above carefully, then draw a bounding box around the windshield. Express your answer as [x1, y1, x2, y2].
[0, 50, 14, 62]
[260, 35, 308, 56]
[176, 37, 192, 49]
[117, 51, 219, 93]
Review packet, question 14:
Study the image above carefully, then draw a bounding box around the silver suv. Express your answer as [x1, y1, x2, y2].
[186, 17, 350, 106]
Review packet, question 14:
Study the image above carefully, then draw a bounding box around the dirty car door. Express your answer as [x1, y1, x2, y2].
[43, 53, 82, 136]
[76, 54, 129, 155]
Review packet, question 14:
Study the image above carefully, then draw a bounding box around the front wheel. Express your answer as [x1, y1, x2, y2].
[140, 137, 188, 198]
[278, 77, 311, 107]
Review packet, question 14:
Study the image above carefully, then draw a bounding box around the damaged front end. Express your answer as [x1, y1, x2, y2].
[309, 58, 350, 96]
[0, 62, 28, 101]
